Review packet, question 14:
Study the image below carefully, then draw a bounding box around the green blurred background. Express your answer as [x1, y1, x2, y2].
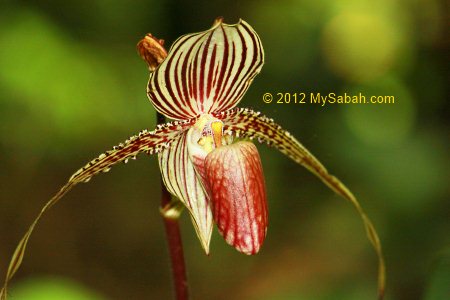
[0, 0, 448, 299]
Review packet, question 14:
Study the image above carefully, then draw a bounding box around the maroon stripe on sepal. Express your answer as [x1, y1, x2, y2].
[148, 19, 264, 120]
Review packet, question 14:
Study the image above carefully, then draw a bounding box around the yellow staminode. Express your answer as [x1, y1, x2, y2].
[211, 121, 223, 148]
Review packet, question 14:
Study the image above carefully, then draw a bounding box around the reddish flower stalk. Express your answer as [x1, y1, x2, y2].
[161, 201, 189, 300]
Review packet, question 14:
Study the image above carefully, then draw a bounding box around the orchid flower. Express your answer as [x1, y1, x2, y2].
[1, 18, 385, 299]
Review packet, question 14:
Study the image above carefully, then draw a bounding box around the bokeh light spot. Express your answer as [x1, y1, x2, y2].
[322, 12, 399, 82]
[11, 276, 105, 300]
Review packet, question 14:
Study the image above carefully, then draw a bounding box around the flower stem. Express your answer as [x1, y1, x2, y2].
[157, 112, 189, 300]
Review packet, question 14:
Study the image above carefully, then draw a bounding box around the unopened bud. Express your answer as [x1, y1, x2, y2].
[137, 33, 168, 71]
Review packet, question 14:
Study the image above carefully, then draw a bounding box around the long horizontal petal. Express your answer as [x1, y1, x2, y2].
[217, 107, 386, 299]
[158, 130, 213, 253]
[0, 119, 194, 300]
[148, 18, 264, 120]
